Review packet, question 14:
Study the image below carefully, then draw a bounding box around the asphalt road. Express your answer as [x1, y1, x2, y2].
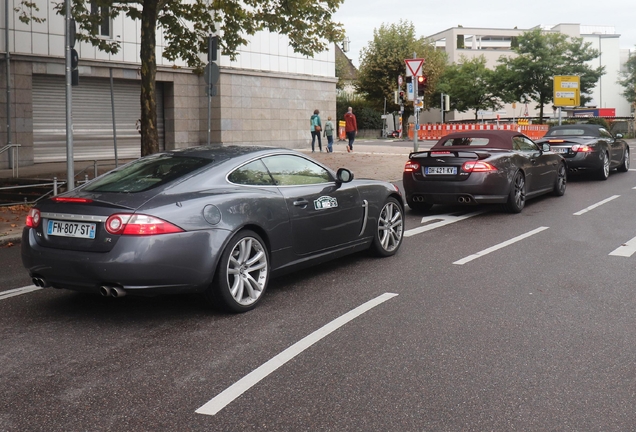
[2, 167, 636, 431]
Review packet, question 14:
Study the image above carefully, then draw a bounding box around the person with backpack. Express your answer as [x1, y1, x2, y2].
[323, 116, 335, 153]
[310, 109, 322, 152]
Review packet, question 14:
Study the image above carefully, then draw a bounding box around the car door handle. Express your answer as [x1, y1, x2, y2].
[293, 199, 309, 207]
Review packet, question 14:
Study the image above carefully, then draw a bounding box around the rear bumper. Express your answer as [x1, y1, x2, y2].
[21, 227, 232, 296]
[403, 171, 511, 205]
[560, 151, 603, 171]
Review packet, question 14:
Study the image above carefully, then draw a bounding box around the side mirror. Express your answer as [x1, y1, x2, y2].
[616, 133, 623, 139]
[336, 168, 354, 183]
[541, 143, 551, 152]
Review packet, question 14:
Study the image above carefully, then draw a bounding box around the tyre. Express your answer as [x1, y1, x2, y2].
[371, 197, 404, 257]
[206, 230, 269, 313]
[552, 163, 567, 196]
[407, 198, 433, 212]
[597, 151, 610, 180]
[618, 147, 630, 173]
[504, 172, 526, 213]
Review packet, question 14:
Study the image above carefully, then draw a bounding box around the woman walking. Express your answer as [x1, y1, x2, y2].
[310, 109, 322, 152]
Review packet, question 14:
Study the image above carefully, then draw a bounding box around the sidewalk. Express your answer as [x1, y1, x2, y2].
[0, 140, 418, 246]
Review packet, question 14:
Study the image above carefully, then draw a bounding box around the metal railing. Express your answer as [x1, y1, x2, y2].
[0, 178, 67, 206]
[0, 144, 20, 178]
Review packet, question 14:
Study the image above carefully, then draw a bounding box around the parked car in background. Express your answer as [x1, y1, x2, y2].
[535, 124, 630, 180]
[22, 146, 404, 312]
[403, 131, 567, 213]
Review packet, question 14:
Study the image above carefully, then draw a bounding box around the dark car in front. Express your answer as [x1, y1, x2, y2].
[535, 124, 630, 180]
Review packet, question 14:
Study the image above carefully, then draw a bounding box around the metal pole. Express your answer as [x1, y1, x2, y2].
[558, 107, 562, 126]
[441, 93, 444, 123]
[5, 0, 12, 170]
[65, 0, 75, 190]
[109, 68, 119, 167]
[207, 70, 212, 146]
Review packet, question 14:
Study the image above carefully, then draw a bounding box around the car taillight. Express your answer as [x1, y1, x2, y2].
[571, 144, 592, 152]
[462, 161, 497, 173]
[26, 208, 41, 228]
[105, 214, 184, 236]
[404, 161, 420, 172]
[548, 139, 565, 143]
[51, 197, 93, 203]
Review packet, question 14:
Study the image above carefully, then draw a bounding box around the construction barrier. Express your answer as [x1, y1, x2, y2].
[407, 123, 549, 141]
[338, 120, 346, 141]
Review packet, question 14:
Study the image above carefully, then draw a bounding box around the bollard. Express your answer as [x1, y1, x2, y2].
[53, 177, 58, 196]
[85, 174, 88, 184]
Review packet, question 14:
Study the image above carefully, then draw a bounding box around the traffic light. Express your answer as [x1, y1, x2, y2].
[417, 75, 427, 96]
[399, 91, 405, 104]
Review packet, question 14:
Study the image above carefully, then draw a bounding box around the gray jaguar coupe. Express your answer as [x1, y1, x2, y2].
[22, 146, 404, 312]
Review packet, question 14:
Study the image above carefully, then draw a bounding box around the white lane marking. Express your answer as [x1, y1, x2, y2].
[195, 292, 399, 416]
[573, 195, 620, 216]
[609, 236, 636, 257]
[629, 169, 636, 172]
[0, 285, 41, 300]
[453, 226, 550, 265]
[404, 211, 484, 237]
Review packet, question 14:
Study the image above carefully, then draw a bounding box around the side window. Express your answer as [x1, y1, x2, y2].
[261, 155, 332, 186]
[513, 136, 538, 152]
[599, 129, 613, 139]
[228, 159, 275, 186]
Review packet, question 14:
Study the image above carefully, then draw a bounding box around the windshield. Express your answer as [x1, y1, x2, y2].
[546, 128, 587, 136]
[438, 137, 490, 147]
[84, 154, 211, 193]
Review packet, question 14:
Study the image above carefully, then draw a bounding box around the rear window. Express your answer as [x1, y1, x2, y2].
[438, 137, 490, 147]
[546, 128, 587, 136]
[84, 154, 211, 193]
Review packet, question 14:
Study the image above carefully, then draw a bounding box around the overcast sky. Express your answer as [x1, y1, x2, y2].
[333, 0, 636, 68]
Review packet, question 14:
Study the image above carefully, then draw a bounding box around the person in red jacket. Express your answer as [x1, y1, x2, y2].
[344, 107, 357, 152]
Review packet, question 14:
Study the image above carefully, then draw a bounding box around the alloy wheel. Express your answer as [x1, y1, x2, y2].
[377, 201, 403, 253]
[226, 236, 268, 306]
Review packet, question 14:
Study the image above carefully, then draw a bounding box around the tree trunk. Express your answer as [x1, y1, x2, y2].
[140, 0, 159, 156]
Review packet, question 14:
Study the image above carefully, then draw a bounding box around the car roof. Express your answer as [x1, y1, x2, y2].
[432, 130, 528, 150]
[546, 124, 604, 136]
[165, 145, 284, 160]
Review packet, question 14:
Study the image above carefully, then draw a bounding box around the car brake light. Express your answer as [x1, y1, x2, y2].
[26, 208, 41, 228]
[462, 161, 497, 173]
[430, 151, 451, 155]
[548, 139, 565, 143]
[404, 161, 420, 172]
[105, 213, 184, 236]
[51, 197, 94, 203]
[571, 144, 592, 152]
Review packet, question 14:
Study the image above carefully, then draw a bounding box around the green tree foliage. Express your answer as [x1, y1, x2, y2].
[356, 20, 447, 116]
[618, 49, 636, 106]
[436, 55, 502, 120]
[494, 28, 603, 123]
[45, 0, 345, 156]
[336, 94, 383, 129]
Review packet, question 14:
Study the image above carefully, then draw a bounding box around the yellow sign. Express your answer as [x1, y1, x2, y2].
[554, 76, 580, 107]
[517, 119, 529, 125]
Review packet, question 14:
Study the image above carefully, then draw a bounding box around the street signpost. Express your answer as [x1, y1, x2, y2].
[553, 76, 580, 125]
[405, 58, 425, 151]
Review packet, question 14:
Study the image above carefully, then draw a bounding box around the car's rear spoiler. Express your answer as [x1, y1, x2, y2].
[408, 150, 493, 160]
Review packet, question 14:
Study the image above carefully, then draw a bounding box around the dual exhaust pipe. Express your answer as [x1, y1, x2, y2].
[457, 196, 472, 203]
[100, 285, 127, 298]
[411, 195, 426, 202]
[32, 278, 126, 298]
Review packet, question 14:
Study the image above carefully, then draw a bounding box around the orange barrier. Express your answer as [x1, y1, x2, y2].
[407, 123, 549, 141]
[338, 121, 346, 141]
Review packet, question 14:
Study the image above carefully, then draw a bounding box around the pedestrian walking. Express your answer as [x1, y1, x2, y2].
[344, 107, 357, 152]
[310, 109, 322, 152]
[323, 116, 335, 153]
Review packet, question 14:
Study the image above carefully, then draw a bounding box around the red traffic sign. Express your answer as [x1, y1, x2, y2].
[398, 75, 403, 87]
[405, 58, 425, 77]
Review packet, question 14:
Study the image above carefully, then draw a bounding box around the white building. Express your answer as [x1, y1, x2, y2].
[1, 0, 336, 167]
[424, 23, 632, 123]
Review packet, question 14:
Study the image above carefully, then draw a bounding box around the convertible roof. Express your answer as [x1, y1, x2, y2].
[545, 124, 604, 137]
[432, 130, 528, 150]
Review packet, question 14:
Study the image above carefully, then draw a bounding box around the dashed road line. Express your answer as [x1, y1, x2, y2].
[195, 292, 399, 416]
[0, 285, 41, 301]
[609, 236, 636, 257]
[453, 226, 550, 265]
[573, 195, 620, 216]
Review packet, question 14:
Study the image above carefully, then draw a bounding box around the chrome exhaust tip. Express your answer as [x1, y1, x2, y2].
[110, 286, 127, 298]
[32, 277, 50, 288]
[99, 286, 112, 297]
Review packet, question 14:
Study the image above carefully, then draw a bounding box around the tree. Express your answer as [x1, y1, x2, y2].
[437, 55, 502, 120]
[618, 49, 636, 106]
[25, 0, 345, 156]
[356, 20, 446, 116]
[494, 28, 603, 122]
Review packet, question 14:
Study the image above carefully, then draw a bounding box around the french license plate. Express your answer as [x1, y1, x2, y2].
[553, 147, 569, 154]
[425, 166, 457, 175]
[47, 220, 96, 239]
